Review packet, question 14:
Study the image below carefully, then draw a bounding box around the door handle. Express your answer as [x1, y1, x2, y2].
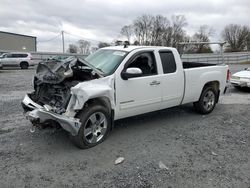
[150, 80, 161, 85]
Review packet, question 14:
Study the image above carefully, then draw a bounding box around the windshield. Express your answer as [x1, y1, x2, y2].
[85, 49, 128, 75]
[0, 54, 6, 58]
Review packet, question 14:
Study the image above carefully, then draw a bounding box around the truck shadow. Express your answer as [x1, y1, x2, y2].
[113, 104, 198, 131]
[26, 104, 199, 150]
[234, 87, 250, 92]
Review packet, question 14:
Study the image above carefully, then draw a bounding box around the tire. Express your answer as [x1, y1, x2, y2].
[20, 62, 29, 69]
[71, 103, 111, 149]
[193, 86, 217, 114]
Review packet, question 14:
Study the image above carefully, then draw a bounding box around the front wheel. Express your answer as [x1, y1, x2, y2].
[193, 86, 217, 114]
[71, 104, 111, 149]
[20, 62, 29, 69]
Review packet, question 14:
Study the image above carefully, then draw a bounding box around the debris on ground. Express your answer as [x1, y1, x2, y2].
[115, 157, 125, 165]
[240, 140, 246, 144]
[211, 151, 218, 156]
[159, 161, 169, 170]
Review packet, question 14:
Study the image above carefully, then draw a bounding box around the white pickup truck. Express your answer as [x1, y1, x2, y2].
[22, 46, 229, 149]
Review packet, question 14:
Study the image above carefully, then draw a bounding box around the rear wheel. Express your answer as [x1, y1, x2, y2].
[71, 104, 111, 149]
[20, 62, 29, 69]
[193, 86, 217, 114]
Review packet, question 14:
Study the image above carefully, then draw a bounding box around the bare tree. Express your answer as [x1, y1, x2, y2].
[120, 14, 188, 49]
[151, 15, 170, 45]
[188, 25, 214, 53]
[133, 14, 154, 45]
[170, 15, 187, 48]
[246, 31, 250, 51]
[133, 40, 140, 45]
[162, 26, 173, 47]
[120, 25, 133, 43]
[98, 42, 110, 48]
[78, 40, 91, 54]
[67, 44, 78, 53]
[222, 24, 249, 52]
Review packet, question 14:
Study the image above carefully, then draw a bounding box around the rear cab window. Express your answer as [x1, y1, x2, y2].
[159, 51, 177, 74]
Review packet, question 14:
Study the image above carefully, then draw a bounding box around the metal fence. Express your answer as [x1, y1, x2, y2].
[30, 52, 87, 62]
[24, 51, 250, 64]
[0, 50, 87, 64]
[181, 51, 250, 64]
[1, 50, 250, 64]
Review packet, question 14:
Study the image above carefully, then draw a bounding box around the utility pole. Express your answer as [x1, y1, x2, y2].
[61, 30, 65, 53]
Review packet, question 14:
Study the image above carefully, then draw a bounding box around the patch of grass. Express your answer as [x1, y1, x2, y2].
[239, 61, 250, 64]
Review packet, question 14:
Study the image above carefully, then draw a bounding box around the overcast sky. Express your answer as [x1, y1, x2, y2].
[0, 0, 249, 52]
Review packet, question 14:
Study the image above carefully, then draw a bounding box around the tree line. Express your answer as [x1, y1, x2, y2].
[68, 14, 250, 54]
[119, 14, 250, 53]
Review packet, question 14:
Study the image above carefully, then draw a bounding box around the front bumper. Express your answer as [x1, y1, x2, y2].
[230, 79, 250, 87]
[21, 94, 81, 136]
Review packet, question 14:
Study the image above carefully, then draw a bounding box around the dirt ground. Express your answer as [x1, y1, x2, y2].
[0, 65, 249, 188]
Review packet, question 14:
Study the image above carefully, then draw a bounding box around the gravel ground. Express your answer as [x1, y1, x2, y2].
[0, 65, 249, 188]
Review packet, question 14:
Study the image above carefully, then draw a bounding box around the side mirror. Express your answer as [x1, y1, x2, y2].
[121, 67, 143, 80]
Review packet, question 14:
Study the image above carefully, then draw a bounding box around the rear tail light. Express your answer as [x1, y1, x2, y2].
[226, 69, 230, 82]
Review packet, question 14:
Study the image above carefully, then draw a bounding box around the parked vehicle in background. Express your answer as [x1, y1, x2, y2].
[22, 46, 229, 149]
[230, 67, 250, 88]
[0, 52, 34, 69]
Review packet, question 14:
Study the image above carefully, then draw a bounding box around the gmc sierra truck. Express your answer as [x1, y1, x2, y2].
[22, 46, 229, 149]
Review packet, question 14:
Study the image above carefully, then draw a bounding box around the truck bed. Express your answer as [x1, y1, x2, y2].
[183, 62, 217, 69]
[182, 64, 228, 105]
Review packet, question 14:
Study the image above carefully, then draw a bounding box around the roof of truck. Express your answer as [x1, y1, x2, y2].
[102, 45, 175, 52]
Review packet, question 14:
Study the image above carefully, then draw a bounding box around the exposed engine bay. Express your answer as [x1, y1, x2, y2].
[29, 57, 102, 114]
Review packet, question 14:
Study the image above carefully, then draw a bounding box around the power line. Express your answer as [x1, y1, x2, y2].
[37, 33, 62, 43]
[36, 31, 111, 44]
[63, 31, 109, 44]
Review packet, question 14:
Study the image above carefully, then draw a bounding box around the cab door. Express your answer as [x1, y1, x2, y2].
[157, 50, 184, 109]
[1, 53, 12, 66]
[3, 53, 18, 66]
[115, 51, 162, 119]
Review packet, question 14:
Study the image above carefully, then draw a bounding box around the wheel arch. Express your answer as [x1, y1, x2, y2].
[82, 96, 115, 129]
[20, 61, 29, 67]
[201, 80, 220, 103]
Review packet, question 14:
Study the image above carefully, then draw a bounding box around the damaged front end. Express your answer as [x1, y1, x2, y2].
[21, 57, 104, 136]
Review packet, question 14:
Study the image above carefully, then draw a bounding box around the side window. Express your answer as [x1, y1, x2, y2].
[159, 51, 176, 74]
[20, 54, 28, 57]
[12, 54, 19, 58]
[127, 52, 157, 76]
[13, 54, 27, 57]
[6, 54, 13, 58]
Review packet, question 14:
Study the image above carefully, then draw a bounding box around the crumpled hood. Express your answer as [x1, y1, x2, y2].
[65, 76, 115, 115]
[34, 57, 102, 84]
[35, 57, 77, 84]
[233, 70, 250, 78]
